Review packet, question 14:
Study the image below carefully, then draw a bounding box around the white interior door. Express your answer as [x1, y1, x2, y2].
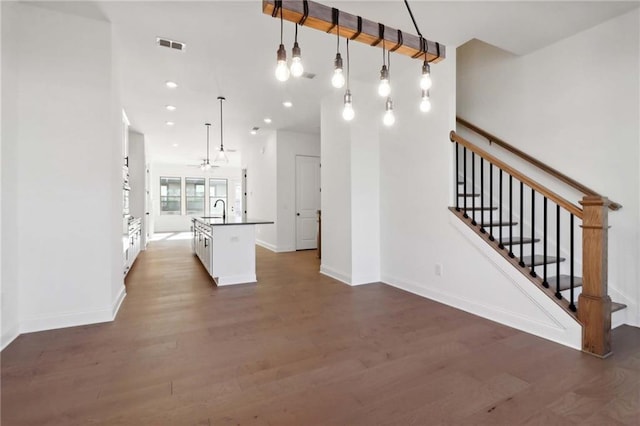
[296, 155, 321, 250]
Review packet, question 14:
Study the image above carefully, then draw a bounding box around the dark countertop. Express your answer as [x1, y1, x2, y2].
[193, 216, 274, 226]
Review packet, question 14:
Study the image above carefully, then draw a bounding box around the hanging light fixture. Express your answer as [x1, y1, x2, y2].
[290, 24, 304, 78]
[383, 97, 395, 126]
[378, 43, 391, 97]
[420, 60, 432, 90]
[275, 5, 290, 82]
[331, 12, 345, 89]
[420, 89, 432, 112]
[342, 39, 354, 121]
[214, 96, 230, 165]
[201, 123, 212, 171]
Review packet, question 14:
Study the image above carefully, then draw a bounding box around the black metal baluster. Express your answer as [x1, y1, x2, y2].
[508, 175, 514, 258]
[480, 158, 485, 233]
[519, 181, 525, 267]
[498, 170, 503, 249]
[472, 152, 476, 226]
[489, 164, 494, 241]
[569, 214, 576, 312]
[530, 189, 537, 277]
[463, 147, 468, 218]
[543, 197, 549, 288]
[555, 205, 562, 299]
[455, 143, 460, 211]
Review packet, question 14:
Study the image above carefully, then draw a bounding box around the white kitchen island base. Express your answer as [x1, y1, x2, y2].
[192, 217, 274, 285]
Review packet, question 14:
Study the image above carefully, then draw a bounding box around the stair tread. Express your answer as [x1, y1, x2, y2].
[461, 206, 499, 211]
[480, 222, 518, 227]
[500, 237, 540, 245]
[612, 302, 627, 312]
[546, 275, 582, 291]
[521, 255, 565, 267]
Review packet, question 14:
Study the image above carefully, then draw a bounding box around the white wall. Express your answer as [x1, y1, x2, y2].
[151, 163, 243, 233]
[457, 9, 640, 326]
[1, 3, 125, 346]
[320, 95, 353, 283]
[276, 130, 321, 252]
[1, 1, 21, 349]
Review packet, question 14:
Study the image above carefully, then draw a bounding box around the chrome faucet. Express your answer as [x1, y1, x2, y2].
[214, 199, 226, 222]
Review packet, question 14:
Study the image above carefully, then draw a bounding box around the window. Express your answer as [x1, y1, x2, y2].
[160, 177, 181, 215]
[209, 178, 228, 217]
[185, 178, 205, 215]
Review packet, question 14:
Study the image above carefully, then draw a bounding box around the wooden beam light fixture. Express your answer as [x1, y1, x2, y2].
[264, 0, 445, 122]
[262, 0, 445, 63]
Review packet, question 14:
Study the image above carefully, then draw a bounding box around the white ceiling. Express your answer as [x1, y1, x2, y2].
[30, 1, 639, 165]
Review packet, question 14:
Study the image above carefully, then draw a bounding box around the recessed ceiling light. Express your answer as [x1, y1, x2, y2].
[250, 127, 259, 135]
[283, 101, 293, 108]
[264, 118, 272, 124]
[166, 105, 176, 111]
[172, 143, 179, 147]
[165, 81, 178, 89]
[165, 121, 175, 126]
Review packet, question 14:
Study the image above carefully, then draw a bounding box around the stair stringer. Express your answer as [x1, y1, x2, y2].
[448, 211, 582, 350]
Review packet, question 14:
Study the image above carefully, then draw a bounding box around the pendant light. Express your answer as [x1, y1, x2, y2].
[383, 97, 395, 126]
[275, 6, 290, 82]
[214, 97, 229, 165]
[420, 89, 432, 112]
[331, 13, 345, 89]
[342, 39, 354, 121]
[420, 60, 432, 90]
[378, 43, 391, 97]
[201, 123, 212, 170]
[290, 24, 304, 78]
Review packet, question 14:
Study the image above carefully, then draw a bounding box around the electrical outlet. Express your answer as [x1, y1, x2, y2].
[435, 264, 443, 276]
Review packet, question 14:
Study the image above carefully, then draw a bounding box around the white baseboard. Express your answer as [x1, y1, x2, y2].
[111, 285, 127, 318]
[320, 264, 352, 285]
[20, 285, 127, 334]
[1, 323, 20, 351]
[215, 274, 257, 286]
[256, 239, 278, 252]
[382, 274, 582, 350]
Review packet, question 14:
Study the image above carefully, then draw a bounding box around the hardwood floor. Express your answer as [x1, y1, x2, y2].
[2, 235, 639, 425]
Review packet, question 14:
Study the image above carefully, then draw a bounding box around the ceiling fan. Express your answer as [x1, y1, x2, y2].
[186, 123, 220, 170]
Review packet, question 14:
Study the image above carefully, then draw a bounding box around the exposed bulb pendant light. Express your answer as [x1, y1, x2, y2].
[420, 89, 432, 112]
[383, 97, 395, 126]
[275, 6, 290, 82]
[290, 24, 304, 78]
[342, 39, 354, 121]
[214, 97, 230, 165]
[378, 44, 391, 97]
[201, 122, 212, 170]
[420, 60, 432, 90]
[331, 14, 345, 89]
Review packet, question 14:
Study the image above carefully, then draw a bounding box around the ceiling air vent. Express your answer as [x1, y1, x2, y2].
[156, 37, 186, 51]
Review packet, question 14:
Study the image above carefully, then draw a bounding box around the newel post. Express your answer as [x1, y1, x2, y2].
[578, 195, 612, 358]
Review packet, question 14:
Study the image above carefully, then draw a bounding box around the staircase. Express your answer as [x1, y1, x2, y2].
[450, 118, 626, 358]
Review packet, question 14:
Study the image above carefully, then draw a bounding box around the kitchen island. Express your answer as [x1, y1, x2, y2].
[191, 216, 274, 285]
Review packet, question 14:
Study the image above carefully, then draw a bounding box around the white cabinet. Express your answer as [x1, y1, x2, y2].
[124, 217, 142, 276]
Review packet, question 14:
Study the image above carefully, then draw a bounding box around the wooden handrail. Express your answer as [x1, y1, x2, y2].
[456, 117, 621, 211]
[450, 131, 583, 219]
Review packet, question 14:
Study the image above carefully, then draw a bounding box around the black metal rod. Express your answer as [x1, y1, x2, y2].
[499, 169, 503, 249]
[463, 147, 468, 218]
[570, 214, 576, 312]
[543, 197, 548, 288]
[556, 204, 562, 299]
[472, 152, 476, 225]
[480, 158, 485, 233]
[455, 143, 460, 211]
[530, 189, 536, 277]
[519, 181, 525, 267]
[509, 175, 514, 258]
[489, 163, 494, 241]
